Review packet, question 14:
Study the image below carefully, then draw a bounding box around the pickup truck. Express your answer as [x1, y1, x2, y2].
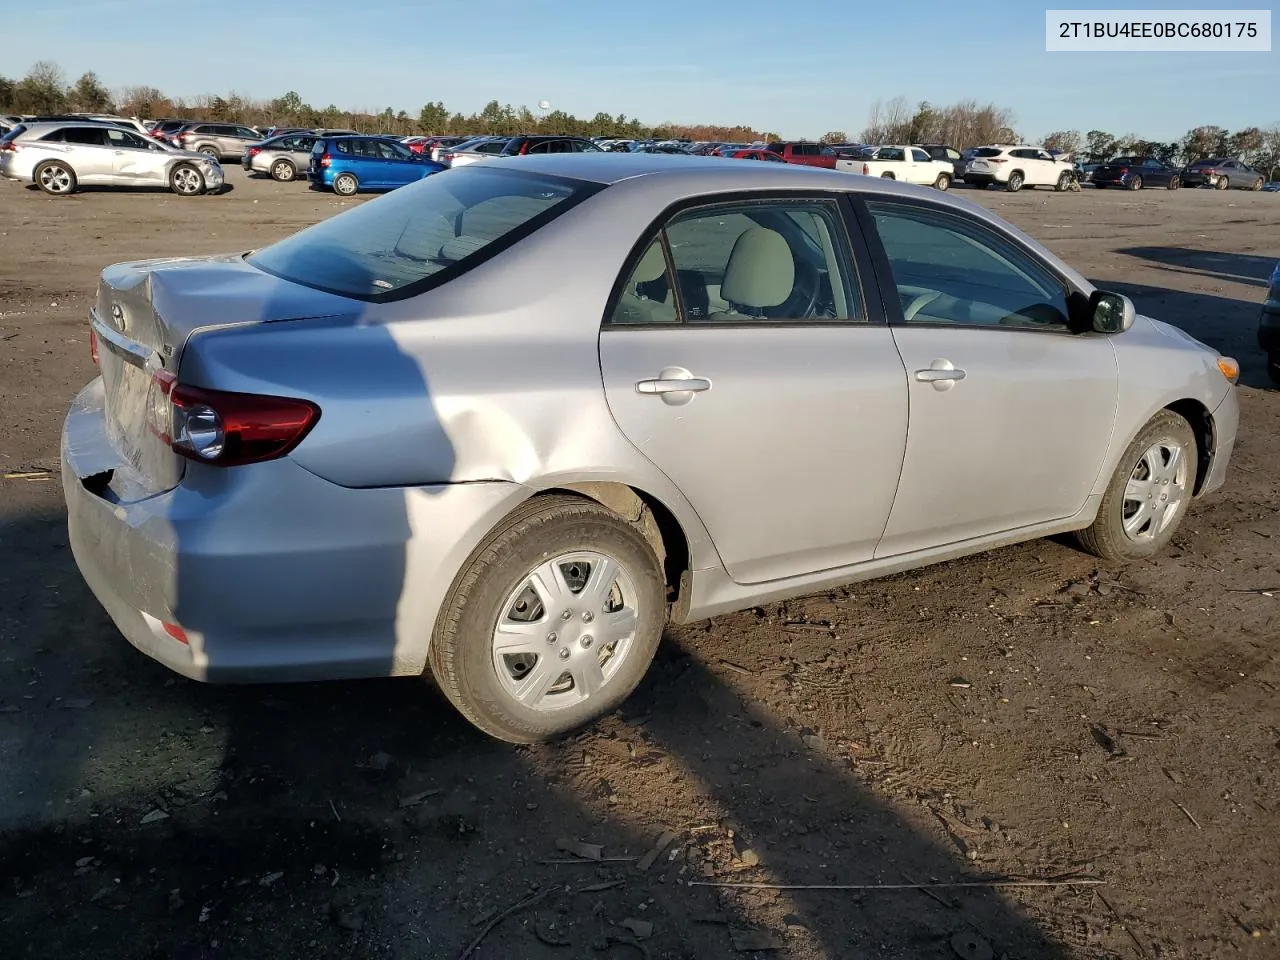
[836, 145, 955, 189]
[763, 141, 837, 169]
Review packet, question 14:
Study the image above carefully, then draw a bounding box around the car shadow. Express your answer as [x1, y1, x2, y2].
[1117, 246, 1274, 288]
[21, 183, 236, 198]
[1093, 277, 1271, 390]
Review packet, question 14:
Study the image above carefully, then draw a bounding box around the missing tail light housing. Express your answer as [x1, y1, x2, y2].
[320, 153, 332, 167]
[148, 371, 320, 466]
[89, 327, 99, 365]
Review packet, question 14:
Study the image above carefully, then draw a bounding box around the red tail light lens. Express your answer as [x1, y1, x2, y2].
[990, 157, 1007, 163]
[320, 154, 332, 167]
[248, 147, 260, 157]
[862, 163, 870, 175]
[0, 141, 18, 152]
[149, 371, 320, 467]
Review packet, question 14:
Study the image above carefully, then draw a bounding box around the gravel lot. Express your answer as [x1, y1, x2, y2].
[0, 169, 1276, 960]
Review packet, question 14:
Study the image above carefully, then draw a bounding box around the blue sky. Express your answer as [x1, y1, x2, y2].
[8, 0, 1277, 140]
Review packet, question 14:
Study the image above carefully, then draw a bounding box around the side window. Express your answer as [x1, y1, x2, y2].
[375, 141, 400, 160]
[663, 200, 859, 322]
[866, 202, 1071, 331]
[61, 127, 108, 146]
[236, 127, 259, 140]
[910, 148, 930, 162]
[609, 238, 680, 325]
[334, 140, 351, 155]
[107, 128, 149, 149]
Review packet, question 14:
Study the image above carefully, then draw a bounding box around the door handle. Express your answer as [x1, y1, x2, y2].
[914, 359, 966, 391]
[636, 366, 711, 406]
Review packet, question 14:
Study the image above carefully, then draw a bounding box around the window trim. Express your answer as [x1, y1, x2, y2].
[851, 194, 1095, 337]
[601, 190, 884, 331]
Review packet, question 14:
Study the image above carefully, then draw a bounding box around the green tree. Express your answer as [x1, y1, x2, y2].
[70, 71, 113, 112]
[1084, 129, 1117, 163]
[0, 75, 14, 109]
[1042, 130, 1082, 156]
[820, 130, 848, 144]
[1181, 125, 1229, 161]
[14, 60, 67, 113]
[418, 100, 448, 134]
[272, 90, 305, 121]
[1229, 126, 1263, 161]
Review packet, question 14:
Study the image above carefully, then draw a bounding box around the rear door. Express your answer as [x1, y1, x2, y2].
[859, 197, 1118, 556]
[599, 194, 910, 585]
[57, 127, 114, 182]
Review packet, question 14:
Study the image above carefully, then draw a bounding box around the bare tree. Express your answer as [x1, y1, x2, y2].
[1042, 130, 1082, 156]
[820, 130, 848, 144]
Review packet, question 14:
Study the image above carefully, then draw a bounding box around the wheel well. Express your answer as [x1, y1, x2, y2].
[1164, 399, 1214, 494]
[543, 483, 690, 611]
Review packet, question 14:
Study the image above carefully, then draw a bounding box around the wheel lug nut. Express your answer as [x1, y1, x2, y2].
[582, 611, 594, 623]
[561, 610, 572, 621]
[558, 648, 571, 661]
[580, 635, 594, 649]
[546, 632, 558, 645]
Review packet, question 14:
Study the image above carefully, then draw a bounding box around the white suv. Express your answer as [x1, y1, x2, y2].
[966, 145, 1076, 192]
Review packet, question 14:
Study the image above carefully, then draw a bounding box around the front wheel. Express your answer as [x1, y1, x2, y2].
[880, 172, 895, 179]
[1005, 171, 1024, 192]
[1074, 410, 1197, 561]
[333, 172, 359, 196]
[169, 163, 205, 196]
[1055, 171, 1073, 192]
[35, 160, 77, 195]
[429, 496, 666, 743]
[933, 172, 951, 191]
[1168, 177, 1180, 190]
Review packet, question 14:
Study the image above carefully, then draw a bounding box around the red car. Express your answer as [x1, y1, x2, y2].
[728, 149, 785, 162]
[764, 141, 838, 169]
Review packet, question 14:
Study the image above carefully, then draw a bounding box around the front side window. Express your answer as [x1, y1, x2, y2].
[910, 148, 930, 162]
[107, 128, 150, 149]
[248, 168, 596, 301]
[607, 199, 860, 325]
[866, 201, 1070, 331]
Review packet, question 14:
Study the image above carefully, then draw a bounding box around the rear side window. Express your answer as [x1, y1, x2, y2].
[248, 168, 599, 301]
[59, 127, 108, 146]
[311, 140, 326, 155]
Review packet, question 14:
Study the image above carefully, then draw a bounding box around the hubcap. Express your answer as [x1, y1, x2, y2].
[275, 162, 291, 179]
[41, 166, 71, 192]
[174, 169, 200, 193]
[1121, 439, 1189, 542]
[491, 551, 639, 712]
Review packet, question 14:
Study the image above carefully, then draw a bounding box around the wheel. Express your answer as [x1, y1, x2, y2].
[333, 172, 359, 196]
[1253, 178, 1264, 191]
[197, 146, 220, 161]
[429, 495, 666, 743]
[1055, 171, 1073, 192]
[880, 172, 895, 179]
[1128, 175, 1143, 191]
[270, 159, 296, 182]
[1168, 177, 1180, 190]
[35, 160, 77, 195]
[1269, 352, 1280, 387]
[934, 172, 951, 191]
[1215, 176, 1229, 190]
[1005, 171, 1024, 192]
[1074, 410, 1197, 561]
[169, 163, 205, 196]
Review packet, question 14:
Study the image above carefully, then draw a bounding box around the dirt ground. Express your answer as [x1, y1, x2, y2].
[0, 170, 1276, 960]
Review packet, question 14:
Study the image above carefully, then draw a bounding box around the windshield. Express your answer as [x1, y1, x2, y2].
[247, 167, 599, 301]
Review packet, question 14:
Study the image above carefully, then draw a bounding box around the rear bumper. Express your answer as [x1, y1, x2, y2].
[63, 378, 525, 683]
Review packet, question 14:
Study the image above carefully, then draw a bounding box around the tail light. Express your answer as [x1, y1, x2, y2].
[0, 140, 19, 152]
[89, 327, 99, 365]
[442, 152, 454, 162]
[148, 371, 320, 467]
[862, 163, 869, 175]
[990, 157, 1007, 163]
[319, 153, 332, 167]
[1119, 167, 1129, 174]
[247, 147, 260, 157]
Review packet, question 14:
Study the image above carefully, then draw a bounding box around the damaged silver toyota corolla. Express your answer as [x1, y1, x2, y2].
[63, 154, 1239, 743]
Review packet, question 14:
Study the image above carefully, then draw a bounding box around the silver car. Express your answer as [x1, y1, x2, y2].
[1, 121, 223, 196]
[62, 156, 1239, 743]
[244, 132, 316, 181]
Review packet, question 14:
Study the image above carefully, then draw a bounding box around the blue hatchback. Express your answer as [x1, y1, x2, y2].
[309, 136, 445, 195]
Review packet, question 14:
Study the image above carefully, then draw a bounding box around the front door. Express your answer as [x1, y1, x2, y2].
[108, 128, 162, 184]
[599, 196, 909, 585]
[861, 199, 1119, 558]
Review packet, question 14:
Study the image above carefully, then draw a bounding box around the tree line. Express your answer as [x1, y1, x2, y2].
[3, 61, 1277, 177]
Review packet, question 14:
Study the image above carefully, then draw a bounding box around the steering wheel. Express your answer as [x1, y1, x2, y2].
[774, 256, 822, 319]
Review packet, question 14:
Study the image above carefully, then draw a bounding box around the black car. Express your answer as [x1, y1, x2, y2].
[1092, 156, 1181, 190]
[1260, 260, 1280, 386]
[1181, 157, 1266, 190]
[497, 136, 603, 156]
[916, 143, 964, 179]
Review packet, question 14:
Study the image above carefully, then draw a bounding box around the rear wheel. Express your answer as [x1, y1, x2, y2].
[333, 172, 359, 196]
[428, 496, 666, 743]
[197, 145, 220, 161]
[1253, 177, 1264, 191]
[270, 159, 296, 182]
[933, 172, 951, 190]
[1168, 176, 1180, 190]
[1005, 171, 1024, 192]
[1129, 175, 1143, 190]
[1215, 176, 1229, 190]
[1075, 410, 1196, 561]
[169, 163, 205, 196]
[35, 160, 77, 195]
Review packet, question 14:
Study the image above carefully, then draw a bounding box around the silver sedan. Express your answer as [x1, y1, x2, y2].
[62, 155, 1239, 742]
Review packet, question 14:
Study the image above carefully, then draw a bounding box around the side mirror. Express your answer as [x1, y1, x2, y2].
[1090, 290, 1135, 334]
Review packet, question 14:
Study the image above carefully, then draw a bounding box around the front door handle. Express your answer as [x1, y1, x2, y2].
[914, 359, 966, 391]
[636, 366, 711, 406]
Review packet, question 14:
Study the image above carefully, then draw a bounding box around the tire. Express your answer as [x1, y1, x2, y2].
[333, 172, 359, 196]
[1215, 176, 1229, 190]
[270, 159, 296, 182]
[1055, 171, 1073, 192]
[880, 172, 895, 179]
[1128, 175, 1143, 191]
[1268, 352, 1280, 387]
[429, 495, 666, 743]
[1005, 171, 1024, 192]
[1074, 410, 1197, 561]
[34, 160, 77, 195]
[1253, 177, 1264, 191]
[169, 163, 205, 196]
[934, 172, 951, 191]
[1168, 177, 1180, 190]
[197, 145, 220, 161]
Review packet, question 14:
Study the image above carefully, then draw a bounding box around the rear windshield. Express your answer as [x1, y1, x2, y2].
[975, 148, 1004, 158]
[1191, 159, 1219, 166]
[247, 168, 598, 301]
[0, 125, 26, 142]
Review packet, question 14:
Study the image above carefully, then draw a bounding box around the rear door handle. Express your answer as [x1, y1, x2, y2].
[636, 366, 711, 406]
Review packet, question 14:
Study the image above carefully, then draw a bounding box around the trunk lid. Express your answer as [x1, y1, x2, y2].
[91, 254, 358, 498]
